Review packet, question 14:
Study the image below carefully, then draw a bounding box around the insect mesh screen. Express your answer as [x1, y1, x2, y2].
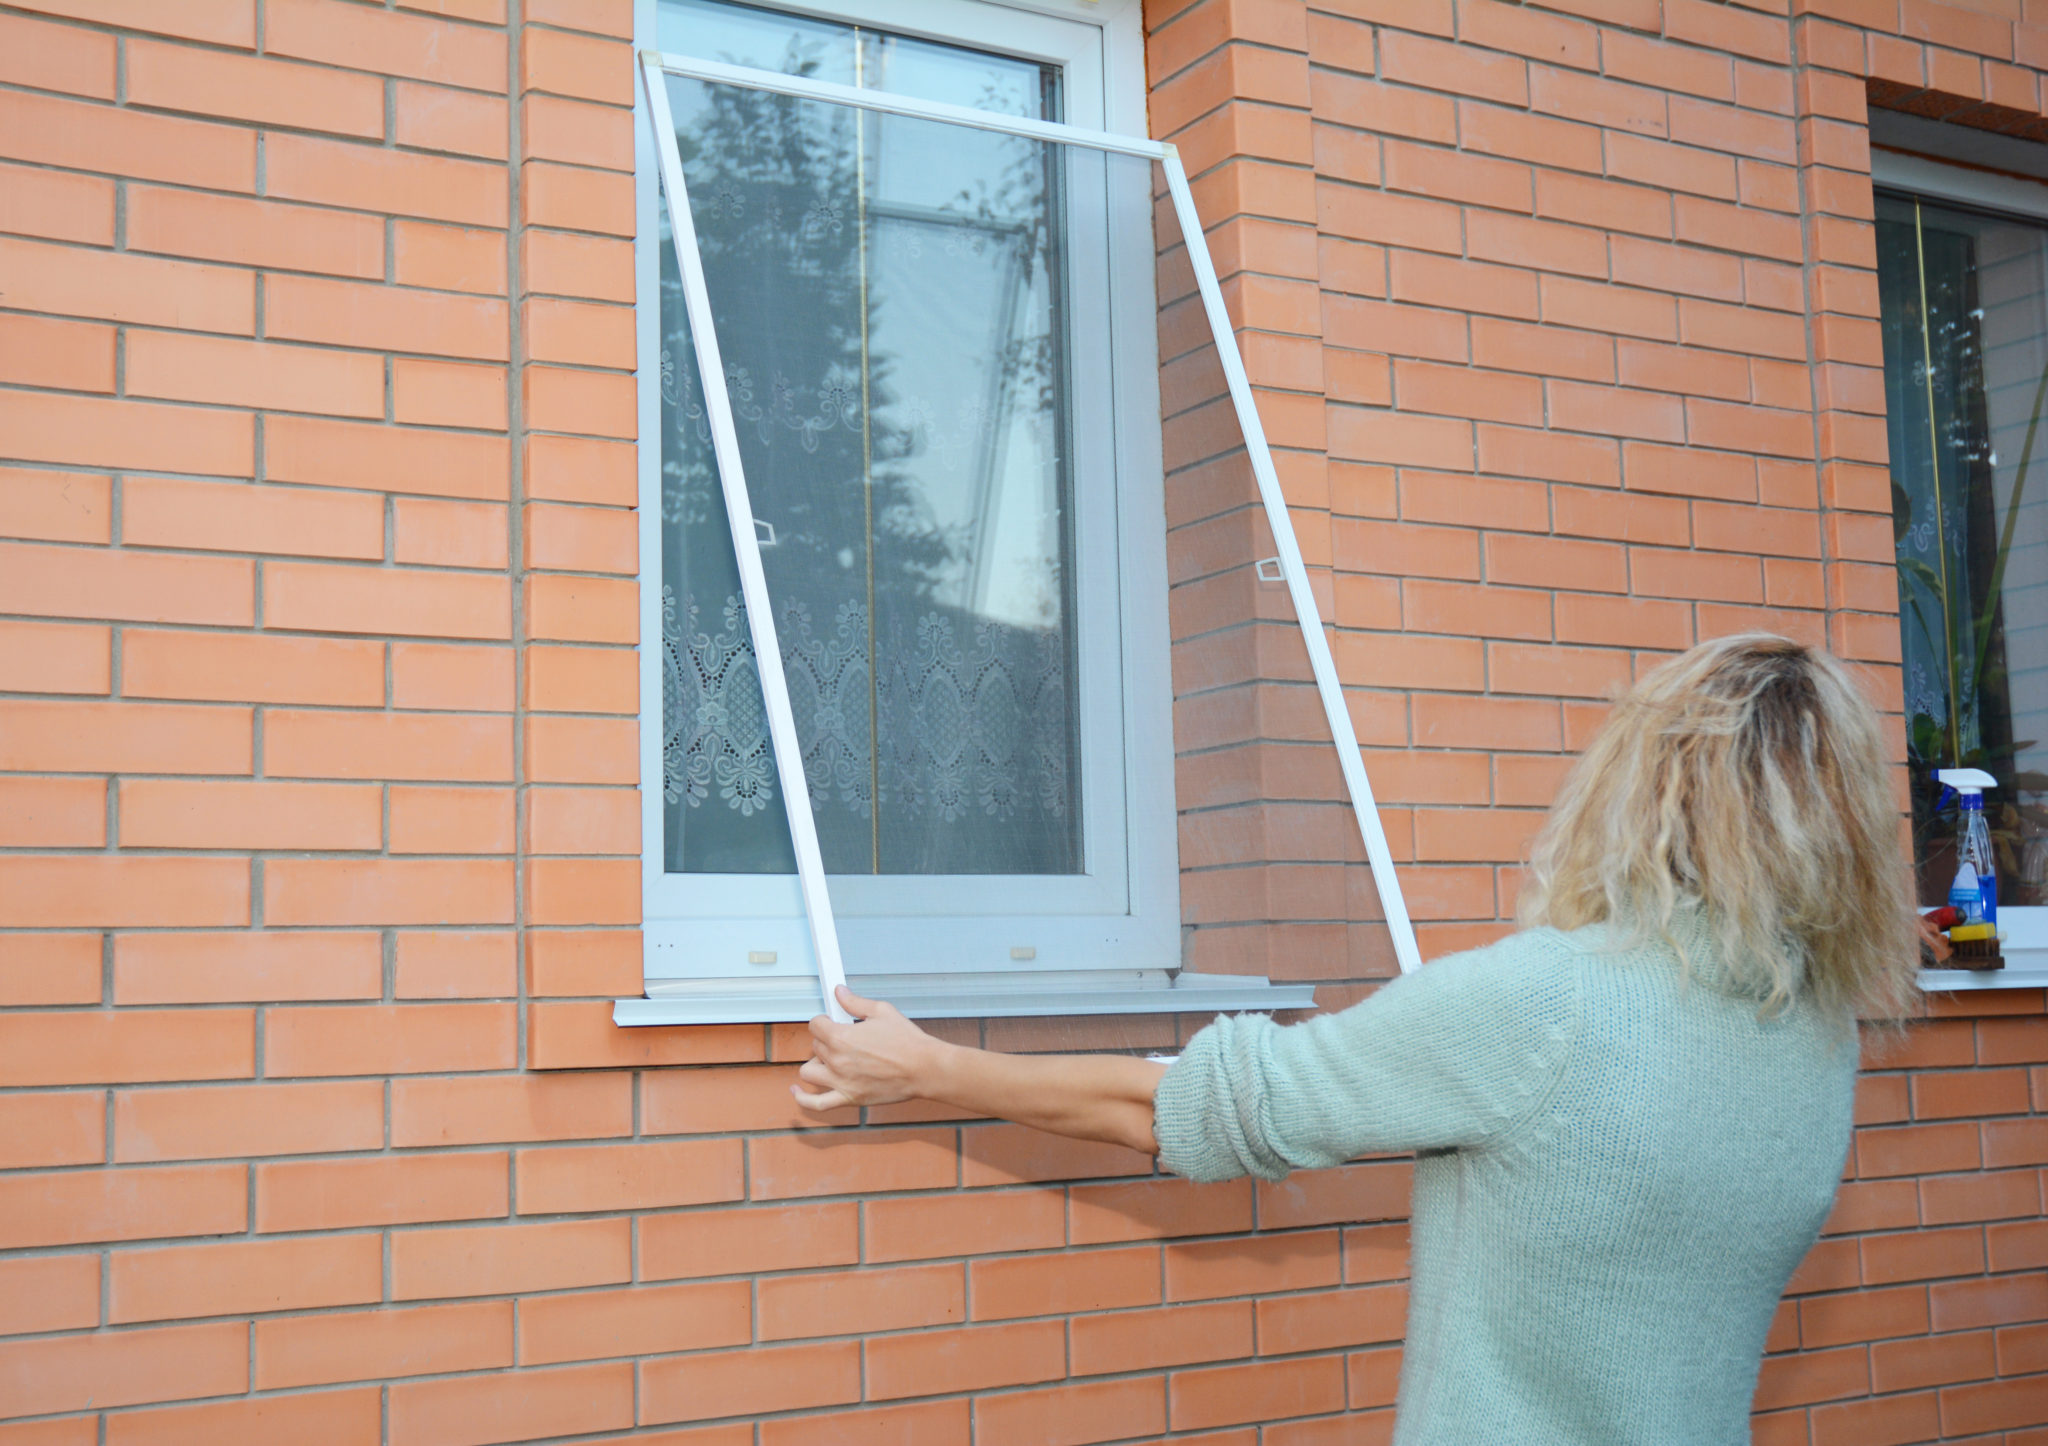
[656, 72, 1147, 882]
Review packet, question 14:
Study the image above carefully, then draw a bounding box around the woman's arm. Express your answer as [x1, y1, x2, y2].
[792, 987, 1168, 1155]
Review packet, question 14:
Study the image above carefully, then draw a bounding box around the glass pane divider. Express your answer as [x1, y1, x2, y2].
[1158, 152, 1423, 976]
[642, 53, 855, 1023]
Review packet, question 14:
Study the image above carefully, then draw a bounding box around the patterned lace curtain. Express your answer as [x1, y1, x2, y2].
[656, 63, 1082, 878]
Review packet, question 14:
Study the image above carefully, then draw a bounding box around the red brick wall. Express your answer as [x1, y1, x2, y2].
[0, 0, 2045, 1442]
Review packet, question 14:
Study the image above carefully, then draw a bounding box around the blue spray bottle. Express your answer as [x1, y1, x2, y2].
[1936, 768, 1999, 925]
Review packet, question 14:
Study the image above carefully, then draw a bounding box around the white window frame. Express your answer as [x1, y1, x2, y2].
[1870, 141, 2048, 986]
[620, 0, 1419, 1023]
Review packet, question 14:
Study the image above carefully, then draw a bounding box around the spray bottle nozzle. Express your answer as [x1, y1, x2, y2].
[1936, 768, 1998, 792]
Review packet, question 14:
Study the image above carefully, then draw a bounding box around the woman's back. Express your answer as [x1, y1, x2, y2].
[1154, 915, 1857, 1446]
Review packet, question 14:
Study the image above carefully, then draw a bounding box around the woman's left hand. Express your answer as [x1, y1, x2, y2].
[793, 986, 947, 1113]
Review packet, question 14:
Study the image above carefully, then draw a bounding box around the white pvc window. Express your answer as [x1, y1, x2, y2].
[623, 0, 1417, 1023]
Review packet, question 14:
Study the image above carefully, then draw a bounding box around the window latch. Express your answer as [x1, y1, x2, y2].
[1255, 556, 1284, 583]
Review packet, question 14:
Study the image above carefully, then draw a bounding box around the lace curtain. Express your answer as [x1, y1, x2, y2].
[657, 71, 1081, 878]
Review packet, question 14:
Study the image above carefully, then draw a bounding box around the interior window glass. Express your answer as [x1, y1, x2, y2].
[1876, 190, 2048, 906]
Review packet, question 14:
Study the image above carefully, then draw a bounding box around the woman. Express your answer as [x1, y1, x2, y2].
[795, 633, 1918, 1444]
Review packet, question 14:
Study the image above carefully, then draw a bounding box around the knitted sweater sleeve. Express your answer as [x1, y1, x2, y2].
[1152, 933, 1580, 1182]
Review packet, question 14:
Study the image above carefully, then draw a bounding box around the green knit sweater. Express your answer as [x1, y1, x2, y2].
[1153, 911, 1857, 1446]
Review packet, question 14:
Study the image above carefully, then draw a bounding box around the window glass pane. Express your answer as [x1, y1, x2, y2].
[658, 70, 1128, 880]
[1876, 190, 2048, 906]
[656, 0, 1057, 119]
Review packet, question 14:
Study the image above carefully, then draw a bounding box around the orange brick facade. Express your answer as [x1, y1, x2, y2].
[2, 0, 2048, 1442]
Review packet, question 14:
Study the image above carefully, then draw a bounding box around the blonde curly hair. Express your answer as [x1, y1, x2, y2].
[1517, 633, 1918, 1019]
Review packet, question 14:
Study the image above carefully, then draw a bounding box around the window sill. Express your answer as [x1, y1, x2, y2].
[614, 969, 1317, 1025]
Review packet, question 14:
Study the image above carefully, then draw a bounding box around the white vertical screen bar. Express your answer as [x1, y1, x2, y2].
[1159, 148, 1424, 976]
[641, 54, 855, 1021]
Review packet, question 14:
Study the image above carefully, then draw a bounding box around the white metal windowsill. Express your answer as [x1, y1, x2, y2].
[614, 970, 1317, 1025]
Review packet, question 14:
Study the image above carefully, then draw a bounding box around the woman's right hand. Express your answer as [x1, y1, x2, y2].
[793, 986, 948, 1112]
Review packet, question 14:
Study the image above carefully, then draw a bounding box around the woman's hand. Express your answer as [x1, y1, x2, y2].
[792, 986, 948, 1113]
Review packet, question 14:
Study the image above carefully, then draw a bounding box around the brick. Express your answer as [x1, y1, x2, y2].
[521, 1281, 751, 1366]
[969, 1245, 1161, 1322]
[2, 619, 109, 703]
[264, 562, 511, 640]
[525, 785, 637, 855]
[975, 1379, 1166, 1446]
[126, 334, 383, 419]
[758, 1263, 964, 1342]
[1915, 1067, 2032, 1119]
[0, 698, 247, 777]
[0, 1090, 103, 1169]
[1931, 1273, 2048, 1332]
[267, 272, 509, 360]
[266, 1000, 515, 1074]
[525, 643, 636, 714]
[0, 390, 253, 479]
[0, 1007, 252, 1088]
[523, 228, 633, 301]
[0, 159, 114, 245]
[394, 360, 508, 430]
[0, 10, 114, 97]
[866, 1189, 1066, 1262]
[0, 233, 252, 334]
[392, 641, 516, 711]
[119, 778, 383, 852]
[641, 1201, 860, 1281]
[393, 219, 507, 296]
[642, 1342, 860, 1425]
[392, 1071, 632, 1146]
[268, 417, 510, 502]
[749, 1127, 957, 1200]
[395, 930, 517, 996]
[0, 776, 103, 847]
[521, 159, 634, 236]
[263, 1150, 503, 1234]
[526, 1000, 761, 1069]
[0, 1253, 99, 1337]
[105, 1385, 382, 1446]
[866, 1319, 1064, 1400]
[0, 313, 113, 392]
[0, 1163, 244, 1250]
[1171, 1355, 1347, 1430]
[518, 1138, 744, 1213]
[1861, 1225, 1986, 1284]
[1167, 1229, 1342, 1301]
[524, 430, 635, 504]
[110, 1232, 380, 1323]
[113, 1079, 382, 1162]
[1941, 1374, 2048, 1436]
[523, 928, 641, 996]
[265, 709, 512, 783]
[110, 931, 378, 1007]
[1072, 1177, 1254, 1244]
[1858, 1121, 1981, 1177]
[128, 38, 383, 136]
[256, 1301, 511, 1390]
[760, 1403, 959, 1446]
[123, 629, 382, 707]
[0, 1321, 247, 1419]
[392, 1218, 631, 1301]
[525, 856, 638, 924]
[390, 1363, 633, 1446]
[639, 1064, 846, 1136]
[127, 185, 381, 278]
[1258, 1283, 1409, 1353]
[395, 82, 511, 162]
[0, 88, 254, 192]
[0, 466, 110, 543]
[1072, 1299, 1255, 1375]
[268, 132, 506, 228]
